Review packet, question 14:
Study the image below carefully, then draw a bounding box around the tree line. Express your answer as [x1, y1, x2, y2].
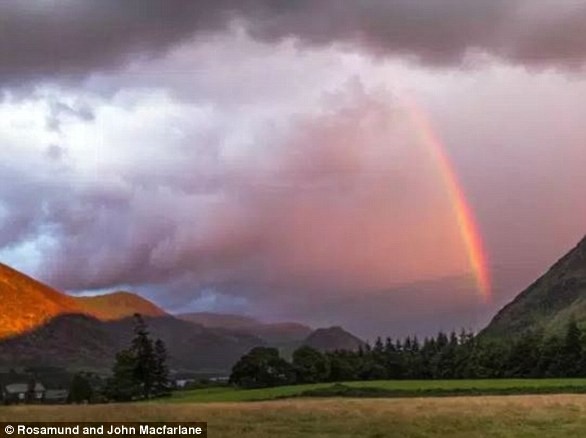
[230, 321, 586, 388]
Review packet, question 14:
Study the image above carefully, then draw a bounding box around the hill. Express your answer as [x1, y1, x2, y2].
[179, 313, 313, 345]
[0, 314, 263, 372]
[251, 323, 313, 345]
[179, 313, 367, 353]
[179, 313, 260, 330]
[74, 291, 168, 321]
[303, 326, 365, 352]
[0, 263, 167, 340]
[482, 235, 586, 338]
[0, 263, 81, 340]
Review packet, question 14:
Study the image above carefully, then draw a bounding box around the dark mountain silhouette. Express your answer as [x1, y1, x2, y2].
[252, 322, 313, 345]
[303, 326, 365, 352]
[179, 312, 313, 345]
[179, 313, 260, 330]
[482, 235, 586, 338]
[0, 314, 263, 372]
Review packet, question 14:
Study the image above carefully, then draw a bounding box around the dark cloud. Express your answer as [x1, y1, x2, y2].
[0, 0, 241, 85]
[2, 0, 586, 88]
[247, 0, 511, 64]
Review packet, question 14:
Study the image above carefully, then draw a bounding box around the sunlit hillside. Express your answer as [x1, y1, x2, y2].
[0, 264, 167, 339]
[75, 291, 167, 321]
[0, 263, 81, 339]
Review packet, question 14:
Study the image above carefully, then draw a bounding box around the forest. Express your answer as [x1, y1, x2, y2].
[230, 321, 586, 388]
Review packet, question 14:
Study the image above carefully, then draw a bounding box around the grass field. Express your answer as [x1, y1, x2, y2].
[3, 395, 586, 437]
[4, 380, 586, 437]
[168, 378, 586, 403]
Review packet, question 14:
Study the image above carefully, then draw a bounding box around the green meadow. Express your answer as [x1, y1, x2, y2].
[167, 378, 586, 403]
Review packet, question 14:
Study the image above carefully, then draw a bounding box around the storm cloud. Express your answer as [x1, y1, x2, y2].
[3, 0, 586, 88]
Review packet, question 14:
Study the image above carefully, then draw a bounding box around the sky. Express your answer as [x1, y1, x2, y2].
[1, 1, 585, 339]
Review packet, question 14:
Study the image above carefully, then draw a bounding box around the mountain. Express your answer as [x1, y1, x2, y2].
[250, 323, 313, 345]
[0, 263, 166, 340]
[0, 263, 81, 340]
[303, 326, 365, 352]
[179, 312, 364, 356]
[180, 313, 260, 330]
[0, 314, 262, 372]
[179, 312, 313, 345]
[74, 291, 167, 321]
[482, 235, 586, 338]
[0, 264, 263, 372]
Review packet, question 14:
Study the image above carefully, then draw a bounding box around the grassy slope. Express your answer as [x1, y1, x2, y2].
[3, 396, 586, 437]
[482, 236, 586, 339]
[74, 292, 168, 321]
[168, 379, 586, 403]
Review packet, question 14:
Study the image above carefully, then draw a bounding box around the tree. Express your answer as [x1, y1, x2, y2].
[130, 314, 157, 399]
[106, 314, 171, 401]
[358, 358, 387, 380]
[106, 349, 140, 402]
[327, 351, 359, 382]
[68, 373, 94, 404]
[536, 335, 563, 377]
[153, 339, 171, 397]
[504, 332, 541, 377]
[292, 346, 330, 383]
[403, 336, 423, 379]
[384, 338, 404, 379]
[561, 320, 583, 377]
[230, 347, 294, 388]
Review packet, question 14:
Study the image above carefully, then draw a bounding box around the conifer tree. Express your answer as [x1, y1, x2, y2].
[106, 349, 140, 401]
[153, 339, 171, 397]
[106, 314, 171, 401]
[130, 313, 156, 399]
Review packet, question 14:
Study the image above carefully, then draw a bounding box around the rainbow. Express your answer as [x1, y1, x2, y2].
[402, 97, 492, 303]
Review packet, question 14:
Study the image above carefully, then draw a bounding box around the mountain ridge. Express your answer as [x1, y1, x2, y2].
[482, 235, 586, 338]
[0, 262, 82, 340]
[0, 313, 263, 372]
[74, 291, 168, 321]
[179, 312, 313, 345]
[304, 326, 365, 352]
